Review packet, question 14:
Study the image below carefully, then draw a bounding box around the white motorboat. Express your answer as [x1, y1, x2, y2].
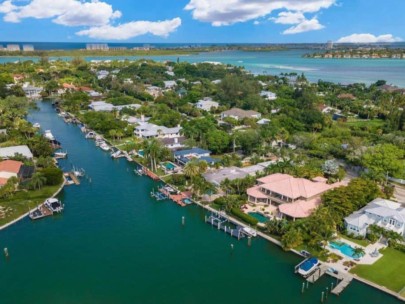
[111, 150, 122, 158]
[73, 167, 85, 177]
[242, 227, 257, 237]
[100, 143, 110, 151]
[297, 258, 319, 277]
[44, 130, 55, 141]
[33, 123, 41, 128]
[54, 151, 68, 159]
[85, 131, 96, 139]
[44, 198, 64, 213]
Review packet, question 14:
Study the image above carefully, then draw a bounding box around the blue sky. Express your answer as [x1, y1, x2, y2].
[0, 0, 403, 43]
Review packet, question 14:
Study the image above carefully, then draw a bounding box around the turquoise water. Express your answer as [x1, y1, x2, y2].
[164, 162, 176, 170]
[248, 212, 269, 223]
[0, 101, 401, 303]
[2, 49, 405, 86]
[330, 241, 364, 259]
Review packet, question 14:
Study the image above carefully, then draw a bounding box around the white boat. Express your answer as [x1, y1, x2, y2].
[33, 123, 41, 128]
[85, 131, 96, 139]
[100, 143, 110, 151]
[242, 227, 257, 237]
[73, 167, 85, 177]
[297, 258, 319, 277]
[44, 198, 64, 213]
[54, 151, 68, 159]
[111, 150, 122, 158]
[44, 130, 55, 141]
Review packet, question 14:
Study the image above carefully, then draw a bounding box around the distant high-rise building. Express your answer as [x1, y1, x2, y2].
[86, 44, 109, 51]
[326, 40, 334, 50]
[6, 44, 20, 52]
[23, 44, 34, 52]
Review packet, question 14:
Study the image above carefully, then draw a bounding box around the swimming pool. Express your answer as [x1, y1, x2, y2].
[248, 212, 269, 223]
[164, 162, 176, 170]
[329, 241, 364, 259]
[183, 198, 192, 205]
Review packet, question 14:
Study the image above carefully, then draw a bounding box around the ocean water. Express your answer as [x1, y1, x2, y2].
[1, 49, 405, 86]
[0, 101, 401, 303]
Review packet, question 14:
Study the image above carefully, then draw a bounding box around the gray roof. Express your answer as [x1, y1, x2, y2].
[0, 145, 33, 159]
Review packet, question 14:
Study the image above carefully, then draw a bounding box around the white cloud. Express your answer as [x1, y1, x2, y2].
[76, 18, 182, 40]
[271, 11, 306, 25]
[283, 18, 324, 34]
[337, 33, 403, 43]
[0, 0, 182, 40]
[1, 0, 121, 26]
[185, 0, 335, 26]
[0, 0, 15, 14]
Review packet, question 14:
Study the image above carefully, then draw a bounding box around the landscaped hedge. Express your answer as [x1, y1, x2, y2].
[231, 208, 259, 226]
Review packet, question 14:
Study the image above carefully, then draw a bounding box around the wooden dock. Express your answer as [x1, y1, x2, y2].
[68, 172, 80, 185]
[331, 273, 353, 296]
[307, 265, 328, 283]
[205, 214, 246, 240]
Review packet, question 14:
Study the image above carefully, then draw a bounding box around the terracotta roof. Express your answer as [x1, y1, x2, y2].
[279, 197, 321, 219]
[257, 173, 344, 200]
[0, 160, 23, 174]
[247, 186, 268, 199]
[0, 178, 8, 186]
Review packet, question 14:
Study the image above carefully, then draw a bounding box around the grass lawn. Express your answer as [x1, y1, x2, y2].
[338, 233, 370, 247]
[345, 118, 385, 128]
[0, 184, 62, 227]
[350, 248, 405, 293]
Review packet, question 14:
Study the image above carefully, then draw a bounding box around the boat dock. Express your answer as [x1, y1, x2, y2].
[151, 189, 168, 201]
[330, 272, 353, 296]
[205, 213, 246, 240]
[68, 172, 80, 185]
[158, 187, 189, 207]
[306, 265, 328, 283]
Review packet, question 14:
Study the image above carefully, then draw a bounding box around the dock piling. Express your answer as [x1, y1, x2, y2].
[302, 282, 305, 293]
[321, 291, 324, 303]
[248, 236, 252, 247]
[306, 281, 309, 289]
[4, 248, 8, 258]
[182, 216, 185, 226]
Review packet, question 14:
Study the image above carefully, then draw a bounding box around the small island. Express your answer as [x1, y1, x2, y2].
[304, 48, 405, 59]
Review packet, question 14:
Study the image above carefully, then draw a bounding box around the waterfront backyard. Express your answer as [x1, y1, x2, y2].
[351, 248, 405, 296]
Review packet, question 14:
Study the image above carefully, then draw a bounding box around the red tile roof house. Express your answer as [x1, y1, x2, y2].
[0, 160, 23, 187]
[247, 173, 346, 220]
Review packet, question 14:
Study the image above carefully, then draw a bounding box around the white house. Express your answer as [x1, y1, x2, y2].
[145, 86, 163, 99]
[260, 91, 277, 101]
[97, 70, 109, 80]
[0, 145, 33, 159]
[195, 97, 219, 112]
[345, 198, 405, 238]
[221, 108, 261, 120]
[135, 122, 182, 139]
[163, 81, 177, 89]
[89, 101, 115, 112]
[22, 83, 43, 98]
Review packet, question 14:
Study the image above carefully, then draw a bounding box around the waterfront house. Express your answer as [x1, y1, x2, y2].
[220, 108, 261, 121]
[260, 91, 277, 101]
[159, 137, 186, 150]
[89, 101, 115, 112]
[344, 198, 405, 238]
[246, 174, 345, 220]
[0, 160, 23, 184]
[174, 148, 218, 165]
[203, 161, 275, 186]
[164, 81, 177, 90]
[134, 122, 181, 139]
[22, 83, 43, 98]
[97, 70, 109, 80]
[195, 97, 219, 112]
[0, 145, 33, 159]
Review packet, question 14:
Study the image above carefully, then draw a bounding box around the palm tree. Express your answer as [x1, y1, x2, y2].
[353, 247, 365, 258]
[183, 161, 200, 179]
[29, 172, 46, 190]
[197, 160, 208, 174]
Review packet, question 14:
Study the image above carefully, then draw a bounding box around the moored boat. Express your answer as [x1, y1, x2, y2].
[44, 130, 55, 140]
[297, 257, 319, 277]
[44, 198, 64, 213]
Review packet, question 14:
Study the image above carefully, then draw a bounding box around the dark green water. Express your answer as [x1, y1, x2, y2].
[0, 102, 401, 303]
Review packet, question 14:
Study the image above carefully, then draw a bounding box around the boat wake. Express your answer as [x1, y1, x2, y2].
[252, 64, 318, 72]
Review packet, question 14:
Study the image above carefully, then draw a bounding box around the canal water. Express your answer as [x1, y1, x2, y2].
[0, 101, 401, 303]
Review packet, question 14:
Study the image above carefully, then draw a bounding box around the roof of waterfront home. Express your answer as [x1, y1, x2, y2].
[247, 186, 268, 199]
[174, 148, 211, 157]
[0, 160, 23, 174]
[0, 145, 33, 159]
[135, 122, 181, 137]
[221, 108, 261, 119]
[257, 173, 344, 200]
[278, 197, 322, 219]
